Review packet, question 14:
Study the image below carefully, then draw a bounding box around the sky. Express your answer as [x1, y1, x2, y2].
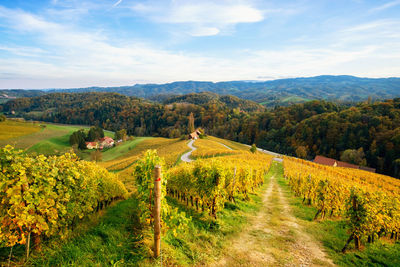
[0, 0, 399, 89]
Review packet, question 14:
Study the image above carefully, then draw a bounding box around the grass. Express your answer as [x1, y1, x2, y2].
[85, 137, 151, 162]
[99, 138, 189, 193]
[0, 121, 115, 156]
[0, 120, 41, 141]
[275, 162, 400, 267]
[3, 170, 272, 266]
[158, 170, 272, 266]
[26, 198, 148, 267]
[100, 138, 187, 170]
[25, 124, 95, 155]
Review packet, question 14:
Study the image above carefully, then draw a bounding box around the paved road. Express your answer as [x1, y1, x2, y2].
[243, 144, 282, 157]
[180, 139, 196, 163]
[218, 142, 233, 150]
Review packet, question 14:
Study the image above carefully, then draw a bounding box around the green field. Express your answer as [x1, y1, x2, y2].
[0, 120, 154, 162]
[82, 137, 152, 162]
[0, 121, 114, 155]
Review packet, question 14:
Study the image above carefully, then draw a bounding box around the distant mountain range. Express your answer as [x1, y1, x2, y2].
[3, 75, 400, 107]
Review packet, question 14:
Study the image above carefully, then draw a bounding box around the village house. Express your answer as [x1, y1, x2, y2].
[99, 137, 114, 148]
[188, 129, 202, 140]
[313, 155, 376, 172]
[85, 142, 98, 150]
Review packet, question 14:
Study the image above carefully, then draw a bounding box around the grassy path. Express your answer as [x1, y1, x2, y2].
[215, 162, 333, 266]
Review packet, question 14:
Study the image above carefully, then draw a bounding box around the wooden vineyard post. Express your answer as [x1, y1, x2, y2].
[153, 165, 162, 258]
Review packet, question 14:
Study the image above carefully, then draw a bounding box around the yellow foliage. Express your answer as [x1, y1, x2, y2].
[283, 157, 400, 242]
[191, 138, 239, 158]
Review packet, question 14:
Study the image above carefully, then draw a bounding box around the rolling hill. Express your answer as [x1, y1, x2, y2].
[2, 75, 400, 107]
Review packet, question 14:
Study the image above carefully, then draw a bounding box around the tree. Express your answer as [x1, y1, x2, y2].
[69, 130, 86, 150]
[115, 129, 127, 141]
[250, 144, 257, 153]
[188, 112, 195, 133]
[90, 149, 102, 162]
[393, 159, 400, 178]
[295, 146, 308, 159]
[340, 148, 367, 166]
[87, 126, 104, 142]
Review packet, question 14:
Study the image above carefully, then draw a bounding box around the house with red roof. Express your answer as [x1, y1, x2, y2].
[99, 137, 114, 148]
[313, 155, 375, 172]
[86, 142, 98, 150]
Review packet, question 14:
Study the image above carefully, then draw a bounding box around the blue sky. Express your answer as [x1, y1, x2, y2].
[0, 0, 399, 88]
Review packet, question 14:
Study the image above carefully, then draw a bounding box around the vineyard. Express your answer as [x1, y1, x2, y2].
[0, 120, 41, 141]
[190, 138, 239, 159]
[167, 152, 273, 218]
[1, 133, 400, 266]
[283, 157, 400, 251]
[0, 145, 128, 255]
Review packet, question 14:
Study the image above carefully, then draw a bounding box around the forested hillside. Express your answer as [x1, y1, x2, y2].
[3, 92, 400, 177]
[3, 75, 400, 107]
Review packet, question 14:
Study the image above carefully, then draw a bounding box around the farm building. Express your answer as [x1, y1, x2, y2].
[313, 155, 375, 172]
[99, 137, 114, 148]
[188, 129, 202, 140]
[86, 142, 98, 150]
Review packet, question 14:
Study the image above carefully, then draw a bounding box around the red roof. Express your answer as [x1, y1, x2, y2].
[314, 155, 359, 169]
[314, 155, 337, 166]
[337, 161, 359, 169]
[86, 142, 97, 146]
[99, 137, 114, 143]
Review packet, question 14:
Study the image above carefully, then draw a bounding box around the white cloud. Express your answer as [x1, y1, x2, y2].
[189, 27, 220, 37]
[131, 0, 264, 36]
[370, 0, 400, 12]
[0, 5, 399, 89]
[113, 0, 123, 7]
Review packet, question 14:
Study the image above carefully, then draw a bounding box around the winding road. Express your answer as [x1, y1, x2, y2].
[180, 139, 197, 163]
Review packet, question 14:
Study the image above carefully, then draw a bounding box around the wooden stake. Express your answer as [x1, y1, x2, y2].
[26, 231, 31, 260]
[153, 165, 162, 258]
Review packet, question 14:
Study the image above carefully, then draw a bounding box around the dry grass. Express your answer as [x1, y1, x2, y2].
[0, 120, 41, 141]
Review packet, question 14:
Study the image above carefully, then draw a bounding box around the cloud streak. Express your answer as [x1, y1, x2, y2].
[370, 0, 400, 12]
[113, 0, 123, 7]
[131, 0, 264, 36]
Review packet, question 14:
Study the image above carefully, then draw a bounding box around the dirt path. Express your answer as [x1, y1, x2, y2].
[180, 139, 196, 163]
[214, 164, 334, 267]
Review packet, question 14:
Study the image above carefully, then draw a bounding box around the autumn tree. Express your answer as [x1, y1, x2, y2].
[188, 112, 195, 133]
[340, 148, 367, 166]
[250, 144, 257, 153]
[115, 129, 127, 141]
[295, 146, 308, 159]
